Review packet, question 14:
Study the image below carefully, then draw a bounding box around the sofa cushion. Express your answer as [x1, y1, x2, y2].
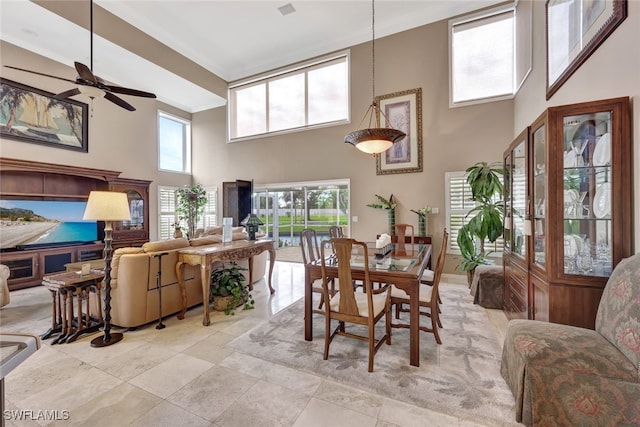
[190, 235, 222, 246]
[595, 253, 640, 373]
[142, 237, 189, 253]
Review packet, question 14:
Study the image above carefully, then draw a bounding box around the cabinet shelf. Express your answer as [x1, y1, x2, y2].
[503, 97, 631, 329]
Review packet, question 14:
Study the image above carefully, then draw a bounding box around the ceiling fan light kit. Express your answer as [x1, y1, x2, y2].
[344, 0, 405, 155]
[4, 0, 156, 111]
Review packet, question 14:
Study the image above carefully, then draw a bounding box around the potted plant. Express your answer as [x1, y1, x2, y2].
[210, 262, 255, 315]
[175, 183, 207, 239]
[410, 206, 432, 236]
[367, 194, 397, 235]
[457, 161, 504, 284]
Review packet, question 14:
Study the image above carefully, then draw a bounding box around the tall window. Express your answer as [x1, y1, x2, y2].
[445, 172, 503, 255]
[158, 111, 191, 173]
[228, 52, 349, 141]
[158, 186, 217, 240]
[449, 1, 532, 106]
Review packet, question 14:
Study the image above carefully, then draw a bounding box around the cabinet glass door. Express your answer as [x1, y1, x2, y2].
[562, 112, 612, 277]
[511, 140, 527, 259]
[532, 123, 546, 268]
[503, 152, 512, 253]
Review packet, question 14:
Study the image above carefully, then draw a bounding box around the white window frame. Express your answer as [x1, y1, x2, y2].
[449, 1, 532, 108]
[445, 171, 503, 256]
[158, 186, 217, 240]
[228, 51, 350, 142]
[158, 111, 192, 174]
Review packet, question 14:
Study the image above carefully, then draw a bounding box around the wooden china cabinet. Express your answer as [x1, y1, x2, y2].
[503, 97, 631, 329]
[109, 177, 151, 248]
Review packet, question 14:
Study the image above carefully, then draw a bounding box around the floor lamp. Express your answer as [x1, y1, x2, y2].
[83, 191, 131, 347]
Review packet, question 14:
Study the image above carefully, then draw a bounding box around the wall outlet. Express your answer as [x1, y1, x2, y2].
[431, 207, 439, 214]
[352, 215, 359, 223]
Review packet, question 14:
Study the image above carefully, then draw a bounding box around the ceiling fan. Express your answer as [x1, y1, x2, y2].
[4, 0, 156, 111]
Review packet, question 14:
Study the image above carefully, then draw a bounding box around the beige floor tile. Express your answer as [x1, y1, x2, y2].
[129, 400, 210, 427]
[314, 380, 384, 418]
[167, 365, 257, 421]
[378, 398, 462, 427]
[95, 342, 178, 381]
[182, 331, 237, 364]
[213, 379, 311, 427]
[293, 398, 377, 427]
[128, 353, 213, 399]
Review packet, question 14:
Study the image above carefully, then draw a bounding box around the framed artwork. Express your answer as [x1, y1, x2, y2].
[546, 0, 627, 99]
[376, 87, 423, 175]
[0, 78, 88, 152]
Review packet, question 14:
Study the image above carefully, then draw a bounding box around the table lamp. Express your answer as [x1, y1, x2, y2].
[83, 191, 131, 347]
[241, 213, 263, 241]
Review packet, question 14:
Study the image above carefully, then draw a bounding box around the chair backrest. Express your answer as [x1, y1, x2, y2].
[432, 229, 449, 287]
[595, 252, 640, 372]
[329, 225, 344, 239]
[300, 228, 320, 265]
[320, 238, 373, 317]
[395, 223, 414, 244]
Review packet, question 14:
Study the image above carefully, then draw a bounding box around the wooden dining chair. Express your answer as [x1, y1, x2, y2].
[394, 223, 414, 244]
[300, 228, 334, 312]
[328, 225, 344, 239]
[320, 238, 392, 372]
[389, 229, 448, 344]
[421, 229, 449, 325]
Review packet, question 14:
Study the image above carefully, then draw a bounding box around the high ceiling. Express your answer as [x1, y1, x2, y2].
[1, 0, 502, 113]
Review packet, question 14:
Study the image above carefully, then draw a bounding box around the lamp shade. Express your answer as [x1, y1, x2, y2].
[344, 128, 406, 154]
[83, 191, 131, 221]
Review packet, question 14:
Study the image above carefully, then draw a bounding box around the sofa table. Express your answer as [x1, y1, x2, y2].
[176, 239, 276, 326]
[41, 271, 104, 344]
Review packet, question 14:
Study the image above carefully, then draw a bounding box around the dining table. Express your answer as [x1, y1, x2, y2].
[304, 241, 432, 367]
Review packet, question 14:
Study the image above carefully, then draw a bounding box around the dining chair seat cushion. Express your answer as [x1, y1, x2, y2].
[329, 291, 387, 318]
[390, 284, 433, 304]
[420, 269, 435, 283]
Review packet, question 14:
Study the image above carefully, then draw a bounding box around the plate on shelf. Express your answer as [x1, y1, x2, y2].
[593, 182, 611, 218]
[593, 133, 611, 166]
[563, 189, 579, 202]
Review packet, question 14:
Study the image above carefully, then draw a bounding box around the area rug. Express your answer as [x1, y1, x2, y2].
[227, 284, 518, 426]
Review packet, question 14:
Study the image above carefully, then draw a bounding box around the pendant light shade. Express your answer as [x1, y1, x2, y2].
[344, 0, 405, 154]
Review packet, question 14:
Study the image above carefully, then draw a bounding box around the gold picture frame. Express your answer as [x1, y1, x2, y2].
[376, 88, 423, 175]
[546, 0, 627, 99]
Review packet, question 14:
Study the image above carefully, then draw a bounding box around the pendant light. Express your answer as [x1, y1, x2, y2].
[344, 0, 406, 154]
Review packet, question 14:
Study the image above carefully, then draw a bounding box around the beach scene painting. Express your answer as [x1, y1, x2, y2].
[0, 200, 98, 250]
[0, 78, 88, 152]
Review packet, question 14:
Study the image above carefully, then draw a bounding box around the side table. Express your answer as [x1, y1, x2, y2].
[41, 271, 104, 344]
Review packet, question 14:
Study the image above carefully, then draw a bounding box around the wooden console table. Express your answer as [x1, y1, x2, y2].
[176, 239, 276, 326]
[41, 271, 104, 344]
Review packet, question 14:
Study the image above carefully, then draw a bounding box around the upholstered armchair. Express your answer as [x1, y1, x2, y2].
[500, 253, 640, 426]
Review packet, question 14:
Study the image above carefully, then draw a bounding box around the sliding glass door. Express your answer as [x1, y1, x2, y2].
[253, 179, 349, 247]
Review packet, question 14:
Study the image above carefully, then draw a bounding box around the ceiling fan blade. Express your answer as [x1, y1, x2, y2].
[104, 85, 157, 99]
[4, 65, 77, 84]
[104, 92, 136, 111]
[55, 88, 82, 99]
[74, 62, 98, 85]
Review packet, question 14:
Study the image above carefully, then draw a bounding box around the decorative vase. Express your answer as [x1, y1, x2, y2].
[418, 216, 428, 236]
[174, 229, 183, 238]
[388, 209, 396, 236]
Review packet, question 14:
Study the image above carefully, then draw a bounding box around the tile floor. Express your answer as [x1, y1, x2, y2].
[1, 261, 511, 427]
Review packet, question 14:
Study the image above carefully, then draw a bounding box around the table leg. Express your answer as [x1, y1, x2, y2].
[41, 290, 62, 340]
[247, 256, 254, 291]
[409, 285, 420, 367]
[200, 263, 211, 326]
[304, 265, 312, 341]
[176, 260, 187, 320]
[266, 247, 276, 294]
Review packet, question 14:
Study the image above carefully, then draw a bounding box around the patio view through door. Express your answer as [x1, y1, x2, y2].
[253, 180, 350, 256]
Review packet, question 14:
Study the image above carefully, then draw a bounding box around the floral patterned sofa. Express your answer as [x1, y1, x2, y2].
[500, 253, 640, 426]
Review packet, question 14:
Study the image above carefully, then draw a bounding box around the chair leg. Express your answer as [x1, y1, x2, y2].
[368, 324, 375, 372]
[386, 305, 391, 345]
[432, 307, 442, 344]
[323, 313, 331, 360]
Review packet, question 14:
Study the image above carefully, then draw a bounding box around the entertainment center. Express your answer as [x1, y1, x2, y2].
[0, 158, 150, 291]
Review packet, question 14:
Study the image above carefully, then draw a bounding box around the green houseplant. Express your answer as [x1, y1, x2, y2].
[175, 183, 207, 239]
[210, 262, 254, 315]
[367, 194, 397, 235]
[457, 161, 504, 282]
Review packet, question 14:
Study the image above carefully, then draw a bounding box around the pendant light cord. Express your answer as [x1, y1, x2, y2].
[371, 0, 376, 103]
[90, 0, 94, 72]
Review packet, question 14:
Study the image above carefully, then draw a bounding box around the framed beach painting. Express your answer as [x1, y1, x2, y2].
[0, 78, 88, 152]
[546, 0, 627, 99]
[376, 87, 423, 175]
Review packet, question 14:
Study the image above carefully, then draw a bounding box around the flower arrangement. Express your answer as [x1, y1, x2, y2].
[410, 206, 432, 236]
[367, 194, 397, 235]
